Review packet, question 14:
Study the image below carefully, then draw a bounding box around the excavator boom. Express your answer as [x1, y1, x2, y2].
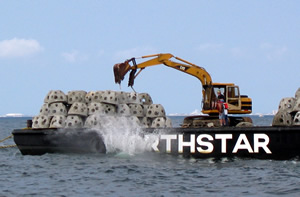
[113, 53, 212, 87]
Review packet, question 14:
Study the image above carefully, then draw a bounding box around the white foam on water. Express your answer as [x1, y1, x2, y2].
[88, 114, 158, 156]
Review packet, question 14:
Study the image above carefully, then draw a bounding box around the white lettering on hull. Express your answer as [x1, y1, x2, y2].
[178, 134, 195, 153]
[160, 134, 177, 153]
[153, 133, 272, 154]
[196, 134, 214, 154]
[254, 134, 271, 154]
[215, 134, 232, 153]
[232, 134, 253, 153]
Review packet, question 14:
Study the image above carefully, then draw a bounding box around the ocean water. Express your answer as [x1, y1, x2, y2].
[1, 116, 300, 197]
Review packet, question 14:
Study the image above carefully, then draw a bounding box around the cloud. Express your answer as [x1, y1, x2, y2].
[97, 49, 105, 56]
[61, 50, 78, 62]
[260, 43, 287, 60]
[61, 50, 88, 63]
[0, 38, 43, 58]
[197, 43, 250, 58]
[230, 47, 249, 58]
[114, 47, 157, 61]
[196, 43, 223, 52]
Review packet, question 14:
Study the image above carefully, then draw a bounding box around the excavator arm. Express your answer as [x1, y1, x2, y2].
[114, 53, 212, 87]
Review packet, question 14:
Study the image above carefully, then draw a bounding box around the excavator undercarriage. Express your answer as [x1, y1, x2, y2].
[181, 115, 253, 128]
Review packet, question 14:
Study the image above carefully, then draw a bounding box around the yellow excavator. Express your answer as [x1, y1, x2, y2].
[113, 53, 252, 127]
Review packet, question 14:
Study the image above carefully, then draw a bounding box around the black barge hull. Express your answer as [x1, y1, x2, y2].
[12, 128, 106, 155]
[12, 126, 300, 160]
[148, 126, 300, 160]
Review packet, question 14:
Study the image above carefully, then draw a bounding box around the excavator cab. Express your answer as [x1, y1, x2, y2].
[226, 85, 241, 110]
[202, 84, 251, 115]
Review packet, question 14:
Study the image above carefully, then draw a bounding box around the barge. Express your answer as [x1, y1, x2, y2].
[12, 125, 300, 160]
[10, 87, 300, 160]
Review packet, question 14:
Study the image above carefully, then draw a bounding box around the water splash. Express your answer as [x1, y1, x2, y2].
[89, 115, 158, 155]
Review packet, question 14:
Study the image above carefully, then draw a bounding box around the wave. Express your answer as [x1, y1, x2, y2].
[0, 113, 32, 118]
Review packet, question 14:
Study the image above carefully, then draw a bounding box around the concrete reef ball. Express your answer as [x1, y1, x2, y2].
[49, 103, 67, 116]
[273, 87, 300, 126]
[278, 97, 295, 113]
[68, 102, 88, 117]
[39, 103, 50, 115]
[165, 117, 173, 128]
[127, 92, 142, 104]
[85, 91, 96, 103]
[84, 115, 101, 128]
[100, 90, 119, 105]
[50, 115, 66, 128]
[65, 115, 84, 128]
[139, 93, 153, 105]
[151, 117, 166, 128]
[292, 99, 300, 112]
[67, 90, 87, 104]
[44, 90, 67, 104]
[128, 104, 144, 118]
[293, 111, 300, 126]
[146, 104, 166, 118]
[295, 88, 300, 100]
[88, 102, 105, 115]
[102, 103, 116, 116]
[32, 115, 51, 129]
[117, 104, 131, 116]
[117, 91, 129, 104]
[272, 110, 292, 126]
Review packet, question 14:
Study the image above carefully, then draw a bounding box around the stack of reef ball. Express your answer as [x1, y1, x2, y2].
[272, 88, 300, 126]
[32, 90, 172, 129]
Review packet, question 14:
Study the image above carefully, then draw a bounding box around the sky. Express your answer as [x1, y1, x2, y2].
[0, 0, 300, 116]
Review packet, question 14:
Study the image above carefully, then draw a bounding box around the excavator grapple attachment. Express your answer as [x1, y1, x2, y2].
[113, 62, 130, 84]
[113, 58, 138, 87]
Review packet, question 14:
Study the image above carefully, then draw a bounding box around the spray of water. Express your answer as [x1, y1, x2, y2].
[88, 114, 159, 155]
